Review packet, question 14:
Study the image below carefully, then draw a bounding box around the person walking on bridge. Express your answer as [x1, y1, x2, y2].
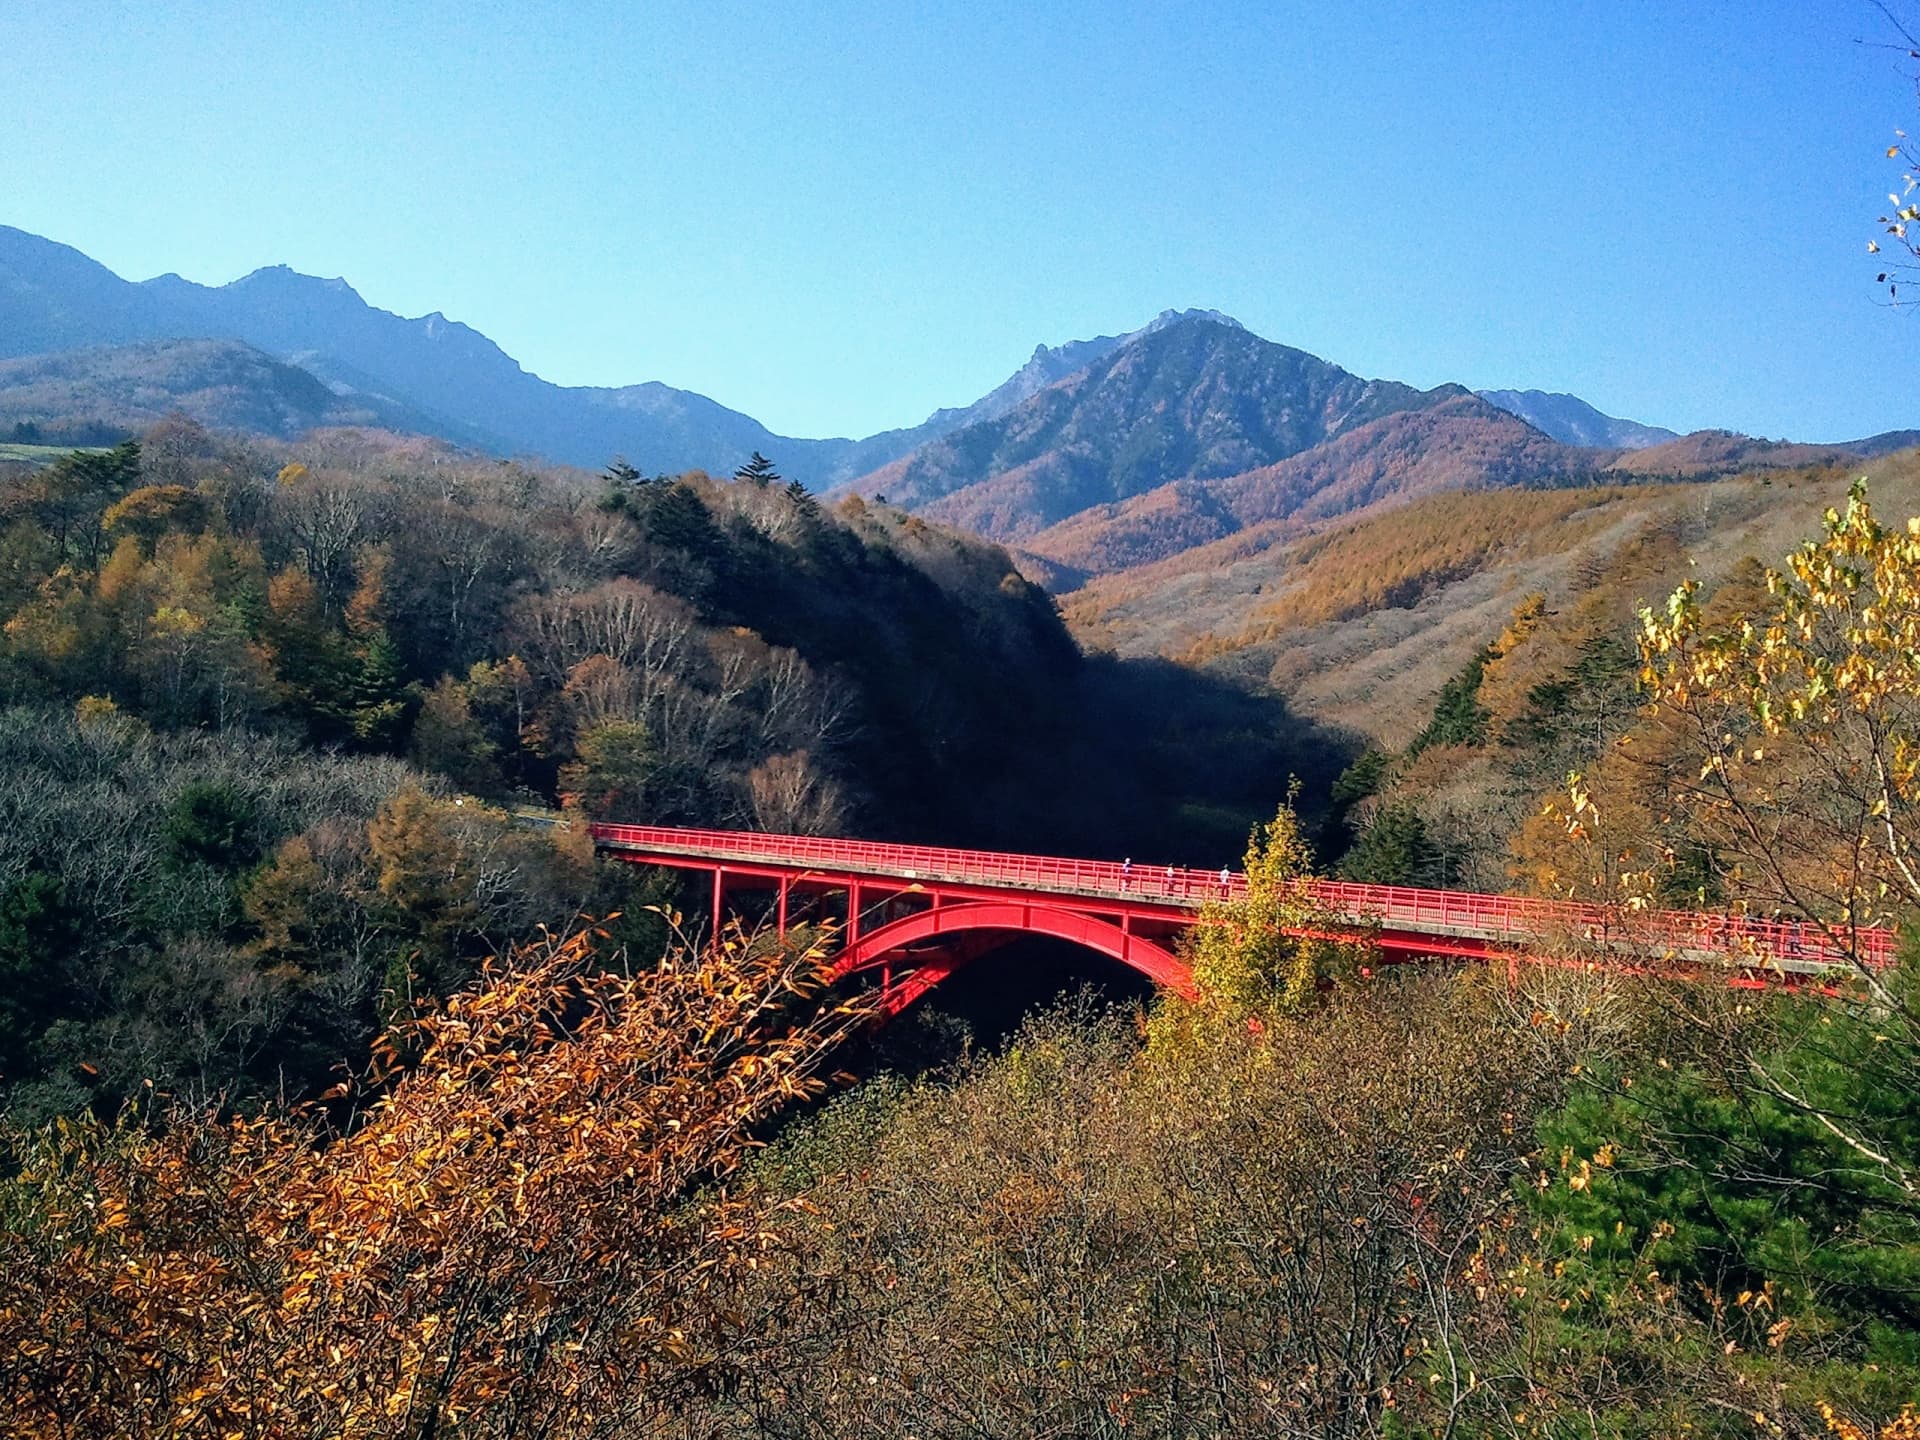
[1122, 857, 1132, 889]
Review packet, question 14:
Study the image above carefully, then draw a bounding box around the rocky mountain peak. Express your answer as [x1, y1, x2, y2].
[1138, 307, 1245, 335]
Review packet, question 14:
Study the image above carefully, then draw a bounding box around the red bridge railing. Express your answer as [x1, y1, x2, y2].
[588, 823, 1899, 974]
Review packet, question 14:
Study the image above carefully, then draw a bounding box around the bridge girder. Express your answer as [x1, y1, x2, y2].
[831, 900, 1197, 1015]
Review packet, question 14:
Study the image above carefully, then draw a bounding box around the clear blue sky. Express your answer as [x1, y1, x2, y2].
[2, 1, 1915, 441]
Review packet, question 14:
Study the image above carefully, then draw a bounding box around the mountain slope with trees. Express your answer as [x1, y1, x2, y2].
[839, 314, 1906, 584]
[0, 339, 462, 443]
[1074, 453, 1918, 726]
[844, 314, 1456, 536]
[0, 227, 889, 486]
[1027, 392, 1592, 574]
[0, 420, 1344, 1118]
[1477, 387, 1679, 447]
[1060, 449, 1920, 901]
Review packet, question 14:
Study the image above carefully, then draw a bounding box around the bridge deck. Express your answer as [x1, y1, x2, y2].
[589, 823, 1896, 978]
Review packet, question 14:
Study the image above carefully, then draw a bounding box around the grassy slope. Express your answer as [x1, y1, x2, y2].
[0, 442, 106, 466]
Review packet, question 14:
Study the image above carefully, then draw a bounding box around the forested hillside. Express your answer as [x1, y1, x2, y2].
[846, 313, 1462, 533]
[1062, 448, 1920, 897]
[8, 454, 1920, 1433]
[0, 339, 454, 441]
[1, 334, 1916, 1440]
[1027, 392, 1588, 573]
[0, 420, 1337, 1119]
[842, 314, 1907, 584]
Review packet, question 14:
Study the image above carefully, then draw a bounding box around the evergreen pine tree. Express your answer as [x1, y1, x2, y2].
[350, 627, 413, 750]
[1409, 646, 1493, 754]
[734, 451, 780, 486]
[1339, 804, 1441, 885]
[646, 482, 723, 556]
[784, 477, 820, 519]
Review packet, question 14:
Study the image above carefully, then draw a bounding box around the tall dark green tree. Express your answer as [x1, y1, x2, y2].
[163, 782, 262, 872]
[1408, 645, 1493, 754]
[34, 439, 141, 568]
[349, 629, 413, 749]
[0, 873, 79, 1082]
[644, 482, 724, 560]
[1338, 803, 1441, 885]
[734, 451, 780, 486]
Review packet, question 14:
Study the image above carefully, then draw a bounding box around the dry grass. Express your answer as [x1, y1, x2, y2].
[0, 442, 108, 469]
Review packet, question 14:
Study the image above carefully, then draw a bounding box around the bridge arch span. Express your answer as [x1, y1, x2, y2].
[830, 900, 1198, 1015]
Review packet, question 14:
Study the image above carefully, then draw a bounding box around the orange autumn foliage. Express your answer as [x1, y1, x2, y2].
[1825, 1404, 1920, 1440]
[0, 924, 870, 1438]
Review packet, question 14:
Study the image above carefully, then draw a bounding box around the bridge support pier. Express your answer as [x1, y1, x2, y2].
[777, 876, 789, 939]
[711, 867, 724, 948]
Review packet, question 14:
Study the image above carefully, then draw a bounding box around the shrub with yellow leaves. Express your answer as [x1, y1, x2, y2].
[1616, 480, 1920, 1001]
[1825, 1402, 1920, 1440]
[1176, 794, 1375, 1023]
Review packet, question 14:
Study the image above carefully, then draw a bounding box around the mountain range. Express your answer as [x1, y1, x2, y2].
[836, 317, 1902, 582]
[2, 223, 1910, 587]
[0, 338, 448, 443]
[0, 226, 1262, 488]
[1473, 389, 1679, 449]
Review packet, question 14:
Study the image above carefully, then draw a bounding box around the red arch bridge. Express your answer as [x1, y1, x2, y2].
[588, 823, 1897, 1017]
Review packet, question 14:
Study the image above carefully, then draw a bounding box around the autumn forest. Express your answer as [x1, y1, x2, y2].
[5, 8, 1920, 1435]
[0, 408, 1908, 1437]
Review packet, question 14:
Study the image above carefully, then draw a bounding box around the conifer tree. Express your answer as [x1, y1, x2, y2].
[1409, 646, 1494, 754]
[785, 476, 821, 521]
[1339, 803, 1440, 886]
[645, 482, 722, 558]
[349, 628, 412, 749]
[735, 451, 780, 486]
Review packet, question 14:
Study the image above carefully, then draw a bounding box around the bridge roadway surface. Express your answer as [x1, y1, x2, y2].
[586, 823, 1896, 1012]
